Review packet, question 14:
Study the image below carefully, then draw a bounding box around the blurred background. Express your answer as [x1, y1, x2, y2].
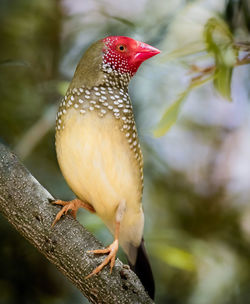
[0, 0, 250, 303]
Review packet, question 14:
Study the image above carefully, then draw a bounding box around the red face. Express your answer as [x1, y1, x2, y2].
[102, 36, 160, 76]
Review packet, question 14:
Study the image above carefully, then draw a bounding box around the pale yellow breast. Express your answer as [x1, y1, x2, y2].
[56, 108, 142, 224]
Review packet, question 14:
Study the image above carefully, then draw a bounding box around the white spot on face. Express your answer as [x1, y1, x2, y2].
[85, 95, 90, 99]
[95, 92, 101, 96]
[101, 109, 106, 114]
[113, 108, 119, 113]
[71, 96, 74, 101]
[93, 87, 99, 91]
[79, 99, 84, 103]
[74, 104, 79, 108]
[79, 88, 84, 93]
[89, 106, 94, 111]
[80, 109, 86, 114]
[63, 109, 67, 114]
[110, 96, 115, 100]
[85, 90, 90, 95]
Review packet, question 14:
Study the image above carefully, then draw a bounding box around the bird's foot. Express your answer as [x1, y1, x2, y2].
[85, 239, 119, 279]
[51, 199, 95, 227]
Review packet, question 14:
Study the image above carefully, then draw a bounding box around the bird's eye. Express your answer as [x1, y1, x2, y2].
[117, 44, 126, 52]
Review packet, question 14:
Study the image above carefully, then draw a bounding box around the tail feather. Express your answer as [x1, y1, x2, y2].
[127, 238, 155, 300]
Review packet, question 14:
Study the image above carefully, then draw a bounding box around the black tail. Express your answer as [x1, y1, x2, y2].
[128, 238, 155, 300]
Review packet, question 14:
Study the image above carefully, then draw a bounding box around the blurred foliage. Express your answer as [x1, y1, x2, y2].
[204, 17, 237, 100]
[155, 16, 249, 136]
[0, 0, 250, 304]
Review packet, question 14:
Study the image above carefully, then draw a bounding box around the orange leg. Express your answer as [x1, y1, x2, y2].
[85, 200, 126, 279]
[51, 198, 95, 227]
[85, 221, 120, 279]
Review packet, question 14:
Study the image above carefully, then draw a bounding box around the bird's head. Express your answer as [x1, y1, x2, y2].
[102, 36, 160, 77]
[70, 36, 160, 89]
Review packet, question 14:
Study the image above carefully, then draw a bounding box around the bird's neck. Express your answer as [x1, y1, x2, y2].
[56, 71, 134, 132]
[101, 63, 131, 89]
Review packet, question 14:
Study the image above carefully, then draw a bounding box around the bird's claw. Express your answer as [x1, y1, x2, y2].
[85, 239, 119, 279]
[51, 199, 95, 227]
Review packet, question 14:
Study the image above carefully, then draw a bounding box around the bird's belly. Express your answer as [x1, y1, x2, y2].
[56, 108, 142, 223]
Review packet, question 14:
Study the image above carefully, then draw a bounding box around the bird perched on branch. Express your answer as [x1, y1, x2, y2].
[52, 36, 160, 299]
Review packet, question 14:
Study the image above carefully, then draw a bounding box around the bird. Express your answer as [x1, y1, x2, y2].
[52, 35, 160, 300]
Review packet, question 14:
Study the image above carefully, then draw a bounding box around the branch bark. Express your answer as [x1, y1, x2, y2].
[0, 142, 154, 304]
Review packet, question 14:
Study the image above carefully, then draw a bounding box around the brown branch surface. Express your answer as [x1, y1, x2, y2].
[0, 142, 154, 304]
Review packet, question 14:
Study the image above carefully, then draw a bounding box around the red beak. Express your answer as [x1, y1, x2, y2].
[134, 41, 161, 62]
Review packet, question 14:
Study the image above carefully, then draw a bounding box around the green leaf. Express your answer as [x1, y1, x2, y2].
[0, 59, 30, 68]
[204, 17, 238, 100]
[160, 41, 205, 62]
[153, 244, 196, 271]
[214, 64, 233, 101]
[153, 89, 189, 137]
[109, 16, 136, 28]
[57, 81, 69, 96]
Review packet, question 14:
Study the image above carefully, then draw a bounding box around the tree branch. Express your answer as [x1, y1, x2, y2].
[0, 142, 154, 304]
